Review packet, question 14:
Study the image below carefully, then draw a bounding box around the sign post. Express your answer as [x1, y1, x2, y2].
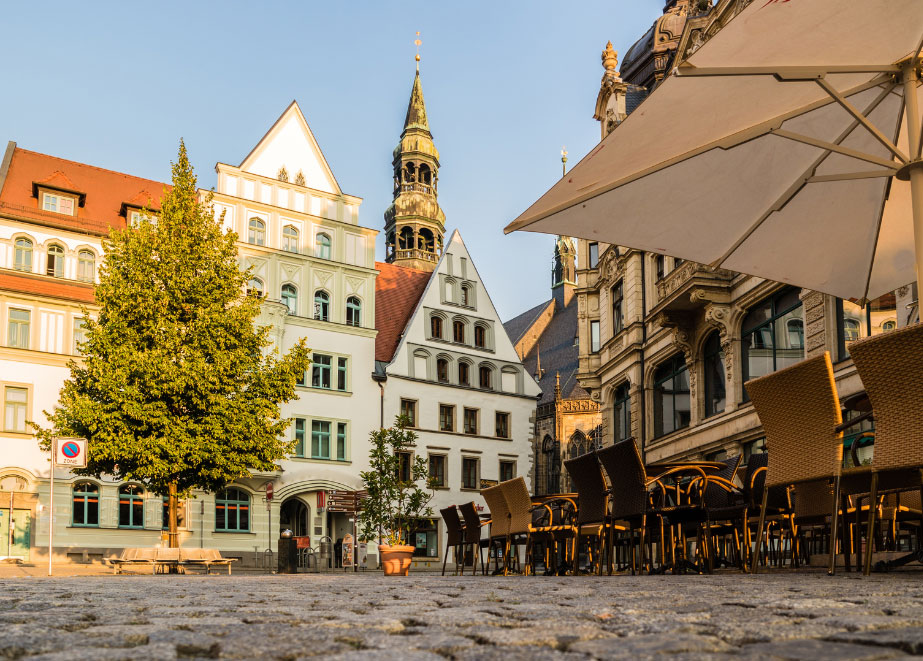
[265, 482, 274, 559]
[49, 438, 87, 576]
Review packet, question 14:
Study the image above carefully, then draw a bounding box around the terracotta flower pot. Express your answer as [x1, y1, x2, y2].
[379, 544, 414, 576]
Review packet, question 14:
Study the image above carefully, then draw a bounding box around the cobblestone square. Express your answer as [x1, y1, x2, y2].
[2, 572, 923, 659]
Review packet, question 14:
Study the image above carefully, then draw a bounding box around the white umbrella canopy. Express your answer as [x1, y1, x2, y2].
[506, 0, 923, 303]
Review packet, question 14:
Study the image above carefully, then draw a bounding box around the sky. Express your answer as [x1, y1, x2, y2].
[1, 1, 661, 321]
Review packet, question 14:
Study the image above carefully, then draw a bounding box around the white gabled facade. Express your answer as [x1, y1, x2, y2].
[381, 230, 541, 567]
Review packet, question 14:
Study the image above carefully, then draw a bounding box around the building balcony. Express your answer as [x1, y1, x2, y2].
[652, 261, 734, 314]
[394, 248, 438, 263]
[398, 183, 435, 195]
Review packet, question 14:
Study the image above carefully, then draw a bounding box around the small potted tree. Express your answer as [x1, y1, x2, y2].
[358, 416, 435, 575]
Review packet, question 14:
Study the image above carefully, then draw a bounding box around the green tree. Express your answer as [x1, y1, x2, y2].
[35, 141, 310, 547]
[357, 416, 435, 548]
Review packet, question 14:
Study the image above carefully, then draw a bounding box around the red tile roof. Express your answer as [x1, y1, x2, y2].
[0, 147, 166, 236]
[374, 261, 431, 362]
[0, 269, 95, 304]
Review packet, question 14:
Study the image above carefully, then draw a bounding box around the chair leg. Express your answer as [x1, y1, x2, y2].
[751, 486, 769, 574]
[442, 545, 449, 576]
[638, 514, 648, 574]
[864, 473, 879, 576]
[828, 475, 841, 575]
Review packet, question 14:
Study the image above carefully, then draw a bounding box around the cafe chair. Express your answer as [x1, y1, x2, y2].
[459, 501, 490, 576]
[439, 505, 466, 576]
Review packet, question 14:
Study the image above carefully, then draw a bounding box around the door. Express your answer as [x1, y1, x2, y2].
[0, 509, 31, 560]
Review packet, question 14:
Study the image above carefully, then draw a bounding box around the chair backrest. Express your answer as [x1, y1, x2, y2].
[848, 322, 923, 472]
[480, 483, 510, 539]
[136, 548, 157, 561]
[499, 477, 533, 536]
[119, 547, 137, 561]
[704, 454, 742, 507]
[206, 548, 223, 561]
[792, 479, 834, 519]
[745, 352, 843, 488]
[440, 506, 464, 546]
[563, 451, 607, 525]
[156, 548, 180, 562]
[458, 502, 483, 544]
[597, 439, 648, 521]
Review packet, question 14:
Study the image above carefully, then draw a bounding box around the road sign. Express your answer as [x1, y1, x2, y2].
[55, 438, 87, 468]
[265, 482, 274, 501]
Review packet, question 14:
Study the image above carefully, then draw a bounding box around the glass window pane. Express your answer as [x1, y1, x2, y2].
[775, 308, 803, 371]
[337, 423, 346, 461]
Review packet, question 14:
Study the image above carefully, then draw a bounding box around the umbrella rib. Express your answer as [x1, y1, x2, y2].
[675, 65, 900, 78]
[770, 130, 901, 170]
[807, 170, 897, 183]
[815, 78, 909, 164]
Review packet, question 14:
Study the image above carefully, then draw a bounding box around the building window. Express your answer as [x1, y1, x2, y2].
[431, 315, 443, 339]
[336, 422, 347, 461]
[282, 225, 299, 252]
[314, 290, 329, 321]
[397, 451, 412, 482]
[129, 210, 157, 226]
[77, 250, 95, 282]
[294, 418, 306, 457]
[247, 277, 264, 297]
[337, 357, 348, 391]
[400, 399, 417, 427]
[474, 325, 486, 349]
[118, 484, 144, 529]
[73, 318, 86, 355]
[653, 353, 690, 438]
[312, 354, 332, 389]
[453, 320, 465, 343]
[3, 387, 27, 432]
[281, 284, 298, 314]
[42, 192, 75, 215]
[479, 365, 492, 390]
[13, 238, 32, 272]
[248, 218, 265, 245]
[462, 457, 479, 490]
[315, 233, 331, 259]
[835, 294, 897, 361]
[590, 320, 600, 353]
[613, 382, 631, 443]
[7, 309, 31, 349]
[499, 460, 515, 482]
[72, 482, 99, 527]
[611, 281, 624, 336]
[346, 297, 361, 327]
[588, 242, 599, 269]
[655, 255, 665, 281]
[461, 285, 471, 307]
[215, 488, 250, 532]
[162, 498, 187, 530]
[436, 358, 449, 383]
[495, 412, 510, 439]
[883, 320, 896, 331]
[428, 455, 446, 487]
[311, 420, 331, 459]
[439, 404, 454, 431]
[741, 287, 803, 386]
[458, 361, 470, 386]
[743, 437, 767, 462]
[46, 244, 65, 277]
[463, 408, 478, 435]
[703, 331, 726, 418]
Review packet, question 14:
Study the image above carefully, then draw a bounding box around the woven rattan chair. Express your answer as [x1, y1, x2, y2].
[459, 501, 490, 575]
[846, 322, 923, 574]
[745, 352, 844, 574]
[480, 483, 511, 574]
[440, 506, 466, 576]
[498, 477, 535, 574]
[564, 451, 611, 575]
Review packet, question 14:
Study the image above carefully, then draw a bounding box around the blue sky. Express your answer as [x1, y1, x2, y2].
[2, 1, 660, 320]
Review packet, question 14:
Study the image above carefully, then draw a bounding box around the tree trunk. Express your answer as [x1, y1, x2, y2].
[168, 482, 179, 549]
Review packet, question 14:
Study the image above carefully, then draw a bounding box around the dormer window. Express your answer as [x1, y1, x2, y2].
[129, 210, 158, 226]
[42, 192, 75, 216]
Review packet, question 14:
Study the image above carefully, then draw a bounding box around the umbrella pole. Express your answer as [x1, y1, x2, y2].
[903, 63, 923, 296]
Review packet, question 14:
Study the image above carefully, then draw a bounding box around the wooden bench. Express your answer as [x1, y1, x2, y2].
[110, 548, 237, 575]
[180, 548, 238, 575]
[111, 548, 156, 575]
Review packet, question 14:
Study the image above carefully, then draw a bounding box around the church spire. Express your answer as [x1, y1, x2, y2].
[403, 71, 430, 133]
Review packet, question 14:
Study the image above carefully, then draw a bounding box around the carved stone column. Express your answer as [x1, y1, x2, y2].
[800, 289, 827, 359]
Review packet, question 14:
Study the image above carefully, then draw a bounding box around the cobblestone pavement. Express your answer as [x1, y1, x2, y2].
[3, 572, 923, 659]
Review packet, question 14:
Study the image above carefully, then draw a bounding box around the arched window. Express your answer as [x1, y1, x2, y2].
[883, 320, 896, 331]
[118, 484, 144, 528]
[843, 318, 861, 342]
[453, 320, 465, 344]
[479, 365, 493, 390]
[281, 284, 297, 314]
[248, 218, 265, 246]
[314, 290, 329, 321]
[437, 358, 449, 383]
[399, 226, 414, 250]
[613, 382, 631, 443]
[216, 488, 250, 532]
[77, 250, 95, 282]
[458, 361, 470, 386]
[461, 285, 470, 306]
[568, 431, 587, 459]
[315, 233, 331, 260]
[430, 315, 443, 339]
[418, 228, 434, 253]
[282, 225, 299, 253]
[247, 277, 264, 297]
[474, 325, 487, 349]
[72, 482, 99, 527]
[346, 297, 361, 327]
[742, 287, 803, 385]
[703, 331, 726, 419]
[653, 353, 690, 438]
[46, 244, 65, 277]
[13, 238, 32, 272]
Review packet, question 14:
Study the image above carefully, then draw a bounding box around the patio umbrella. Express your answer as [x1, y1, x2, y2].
[506, 0, 923, 303]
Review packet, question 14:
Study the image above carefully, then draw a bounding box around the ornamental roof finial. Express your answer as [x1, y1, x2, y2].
[602, 41, 619, 73]
[414, 31, 422, 72]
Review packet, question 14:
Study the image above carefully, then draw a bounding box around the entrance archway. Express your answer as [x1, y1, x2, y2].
[279, 498, 310, 537]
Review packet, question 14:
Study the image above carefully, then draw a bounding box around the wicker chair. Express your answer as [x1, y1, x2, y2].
[745, 352, 844, 574]
[480, 483, 511, 574]
[459, 501, 490, 575]
[846, 322, 923, 574]
[564, 451, 611, 575]
[498, 477, 536, 574]
[439, 506, 466, 576]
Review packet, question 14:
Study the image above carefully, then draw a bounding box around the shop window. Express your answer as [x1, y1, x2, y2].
[405, 518, 438, 558]
[118, 484, 144, 528]
[703, 331, 726, 418]
[653, 353, 690, 438]
[72, 482, 99, 527]
[215, 488, 250, 532]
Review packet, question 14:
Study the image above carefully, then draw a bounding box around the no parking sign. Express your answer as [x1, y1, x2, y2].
[55, 438, 87, 468]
